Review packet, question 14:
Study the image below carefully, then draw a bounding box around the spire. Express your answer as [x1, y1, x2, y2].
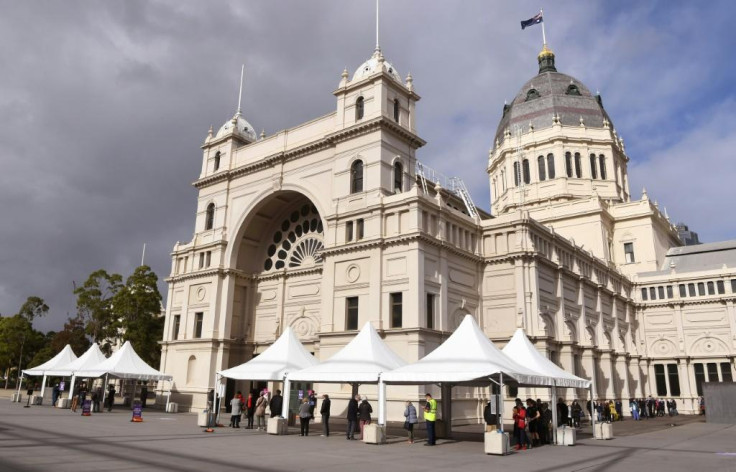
[375, 0, 381, 53]
[236, 64, 244, 116]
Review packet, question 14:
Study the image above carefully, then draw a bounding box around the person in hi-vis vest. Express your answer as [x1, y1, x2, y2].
[423, 393, 437, 446]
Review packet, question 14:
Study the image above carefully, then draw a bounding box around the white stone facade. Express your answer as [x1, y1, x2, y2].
[158, 46, 734, 420]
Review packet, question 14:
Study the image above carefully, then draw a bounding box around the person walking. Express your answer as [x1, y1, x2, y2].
[308, 390, 317, 419]
[630, 398, 640, 420]
[525, 399, 541, 447]
[404, 400, 418, 444]
[571, 400, 582, 428]
[269, 389, 283, 418]
[245, 392, 255, 429]
[358, 396, 373, 439]
[320, 394, 331, 437]
[512, 402, 529, 451]
[298, 398, 311, 436]
[423, 393, 437, 446]
[346, 394, 359, 440]
[255, 391, 268, 430]
[140, 383, 148, 408]
[106, 384, 115, 412]
[230, 393, 243, 428]
[51, 384, 60, 407]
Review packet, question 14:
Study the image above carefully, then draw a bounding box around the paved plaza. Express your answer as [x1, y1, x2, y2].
[2, 396, 735, 472]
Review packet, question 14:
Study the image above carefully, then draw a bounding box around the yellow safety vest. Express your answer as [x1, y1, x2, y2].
[424, 398, 437, 421]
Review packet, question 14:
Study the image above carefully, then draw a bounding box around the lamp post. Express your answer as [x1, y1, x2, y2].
[16, 333, 26, 389]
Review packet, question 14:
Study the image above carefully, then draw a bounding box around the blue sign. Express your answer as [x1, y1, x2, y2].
[132, 401, 143, 422]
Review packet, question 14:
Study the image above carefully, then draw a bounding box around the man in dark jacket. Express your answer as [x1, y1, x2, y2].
[269, 390, 283, 417]
[320, 394, 331, 437]
[483, 399, 498, 432]
[346, 394, 359, 440]
[557, 398, 569, 427]
[358, 396, 373, 439]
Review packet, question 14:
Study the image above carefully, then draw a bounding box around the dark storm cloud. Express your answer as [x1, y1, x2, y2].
[1, 0, 735, 332]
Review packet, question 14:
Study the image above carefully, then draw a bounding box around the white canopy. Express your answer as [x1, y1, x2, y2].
[502, 328, 591, 389]
[288, 322, 406, 383]
[22, 345, 78, 376]
[381, 315, 552, 386]
[75, 340, 172, 381]
[218, 327, 319, 381]
[51, 343, 108, 377]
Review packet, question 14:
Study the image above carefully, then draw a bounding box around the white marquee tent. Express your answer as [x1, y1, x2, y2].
[287, 322, 406, 423]
[59, 343, 109, 400]
[19, 344, 78, 399]
[217, 326, 319, 418]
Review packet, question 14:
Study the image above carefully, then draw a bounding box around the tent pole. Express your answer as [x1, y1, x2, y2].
[101, 373, 108, 411]
[68, 375, 77, 401]
[551, 381, 558, 445]
[282, 377, 291, 418]
[590, 384, 595, 437]
[166, 379, 171, 412]
[40, 374, 47, 400]
[499, 373, 504, 434]
[377, 378, 386, 426]
[16, 371, 24, 396]
[215, 374, 222, 425]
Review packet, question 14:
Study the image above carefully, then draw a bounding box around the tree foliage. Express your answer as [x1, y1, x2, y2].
[17, 296, 49, 323]
[74, 269, 123, 355]
[112, 265, 164, 367]
[0, 315, 43, 387]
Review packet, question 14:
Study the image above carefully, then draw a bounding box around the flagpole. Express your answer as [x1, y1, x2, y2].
[541, 9, 547, 46]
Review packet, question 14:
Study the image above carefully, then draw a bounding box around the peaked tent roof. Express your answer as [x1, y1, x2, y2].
[218, 327, 319, 381]
[23, 345, 78, 376]
[75, 341, 172, 381]
[502, 328, 591, 389]
[288, 322, 406, 383]
[47, 343, 108, 377]
[381, 315, 552, 386]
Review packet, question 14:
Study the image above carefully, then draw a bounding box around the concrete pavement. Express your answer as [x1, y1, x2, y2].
[1, 399, 734, 472]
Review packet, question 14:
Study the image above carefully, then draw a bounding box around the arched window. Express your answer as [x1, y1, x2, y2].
[574, 152, 582, 178]
[393, 161, 403, 193]
[599, 154, 607, 179]
[565, 152, 573, 177]
[351, 160, 364, 193]
[355, 96, 365, 121]
[393, 99, 400, 122]
[213, 151, 221, 171]
[547, 153, 555, 179]
[522, 159, 531, 184]
[205, 203, 215, 230]
[525, 89, 540, 101]
[186, 355, 196, 385]
[589, 153, 597, 179]
[513, 162, 521, 186]
[537, 156, 546, 181]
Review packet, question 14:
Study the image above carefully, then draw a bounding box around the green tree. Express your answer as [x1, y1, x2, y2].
[74, 270, 123, 355]
[51, 316, 91, 355]
[28, 330, 57, 369]
[112, 265, 164, 367]
[17, 296, 49, 323]
[0, 315, 38, 388]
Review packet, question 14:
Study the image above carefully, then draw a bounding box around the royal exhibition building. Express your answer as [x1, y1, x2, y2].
[157, 39, 736, 423]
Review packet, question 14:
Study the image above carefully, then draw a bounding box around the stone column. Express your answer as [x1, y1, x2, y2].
[581, 349, 599, 399]
[598, 350, 615, 400]
[615, 354, 630, 399]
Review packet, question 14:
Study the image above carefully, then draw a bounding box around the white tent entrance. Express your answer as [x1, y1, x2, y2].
[216, 327, 319, 424]
[19, 344, 78, 404]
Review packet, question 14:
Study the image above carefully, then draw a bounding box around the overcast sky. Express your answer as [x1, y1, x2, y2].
[2, 0, 735, 332]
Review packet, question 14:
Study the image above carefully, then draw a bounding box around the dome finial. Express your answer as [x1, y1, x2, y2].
[537, 44, 556, 73]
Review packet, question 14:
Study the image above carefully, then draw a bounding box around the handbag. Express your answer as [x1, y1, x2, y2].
[403, 421, 411, 430]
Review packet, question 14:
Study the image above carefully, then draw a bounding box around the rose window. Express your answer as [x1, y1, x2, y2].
[263, 204, 324, 271]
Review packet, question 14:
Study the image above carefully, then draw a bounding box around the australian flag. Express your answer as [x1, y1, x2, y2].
[521, 12, 543, 30]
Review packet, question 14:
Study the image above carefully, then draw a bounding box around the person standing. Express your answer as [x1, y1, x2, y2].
[571, 400, 582, 428]
[269, 389, 283, 418]
[630, 398, 639, 420]
[308, 390, 317, 419]
[557, 398, 569, 428]
[140, 383, 148, 408]
[106, 384, 116, 412]
[512, 402, 529, 451]
[245, 392, 255, 429]
[346, 394, 359, 440]
[358, 396, 373, 439]
[298, 398, 311, 436]
[525, 399, 541, 447]
[320, 394, 331, 437]
[255, 391, 268, 430]
[423, 393, 437, 446]
[483, 399, 497, 433]
[51, 384, 60, 407]
[230, 393, 243, 428]
[404, 400, 418, 444]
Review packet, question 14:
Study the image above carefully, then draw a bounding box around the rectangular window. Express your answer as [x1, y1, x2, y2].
[198, 253, 205, 269]
[697, 282, 705, 296]
[707, 281, 715, 295]
[194, 312, 203, 339]
[624, 242, 635, 263]
[688, 283, 696, 297]
[346, 221, 354, 242]
[694, 363, 705, 395]
[172, 315, 181, 341]
[721, 363, 733, 382]
[356, 219, 364, 240]
[717, 280, 725, 294]
[205, 251, 211, 268]
[732, 279, 736, 293]
[649, 287, 656, 300]
[707, 362, 719, 382]
[346, 297, 359, 330]
[658, 286, 665, 300]
[426, 293, 435, 329]
[666, 285, 673, 299]
[641, 288, 648, 301]
[667, 364, 681, 396]
[654, 364, 667, 396]
[390, 292, 403, 328]
[679, 284, 686, 297]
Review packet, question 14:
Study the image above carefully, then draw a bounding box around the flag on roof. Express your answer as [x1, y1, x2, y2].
[521, 12, 543, 30]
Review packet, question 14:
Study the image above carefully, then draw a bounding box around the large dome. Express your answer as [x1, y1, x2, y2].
[216, 113, 257, 142]
[352, 49, 402, 83]
[494, 48, 613, 145]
